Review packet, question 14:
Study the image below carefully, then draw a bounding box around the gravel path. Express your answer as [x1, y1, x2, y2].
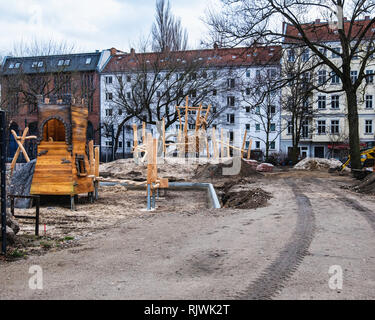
[1, 172, 374, 300]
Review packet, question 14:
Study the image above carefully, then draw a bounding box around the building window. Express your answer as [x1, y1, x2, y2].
[255, 106, 260, 114]
[302, 120, 309, 138]
[331, 95, 340, 109]
[366, 95, 373, 109]
[105, 76, 113, 84]
[330, 120, 340, 134]
[255, 123, 260, 131]
[228, 79, 235, 88]
[270, 141, 276, 150]
[32, 62, 38, 68]
[318, 70, 326, 84]
[86, 58, 92, 65]
[226, 114, 235, 124]
[318, 96, 326, 109]
[105, 109, 113, 116]
[331, 72, 340, 84]
[106, 92, 113, 101]
[212, 89, 217, 96]
[318, 48, 327, 56]
[287, 121, 292, 135]
[157, 91, 161, 98]
[227, 96, 235, 106]
[246, 107, 250, 113]
[365, 120, 373, 134]
[64, 60, 70, 66]
[255, 141, 261, 149]
[268, 105, 276, 114]
[350, 71, 358, 83]
[245, 88, 251, 95]
[14, 62, 21, 68]
[287, 49, 295, 62]
[191, 90, 197, 98]
[270, 123, 276, 132]
[58, 60, 64, 66]
[301, 49, 309, 62]
[317, 120, 326, 135]
[246, 70, 251, 78]
[246, 124, 250, 130]
[332, 48, 341, 58]
[366, 70, 374, 83]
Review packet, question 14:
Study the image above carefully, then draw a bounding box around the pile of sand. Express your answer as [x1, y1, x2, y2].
[294, 157, 349, 171]
[193, 159, 263, 180]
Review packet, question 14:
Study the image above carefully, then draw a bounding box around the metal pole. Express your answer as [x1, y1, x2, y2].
[1, 110, 7, 255]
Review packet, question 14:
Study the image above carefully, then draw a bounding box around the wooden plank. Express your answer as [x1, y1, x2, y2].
[10, 128, 29, 174]
[133, 123, 138, 159]
[89, 140, 94, 175]
[247, 139, 253, 160]
[95, 146, 100, 177]
[241, 130, 247, 158]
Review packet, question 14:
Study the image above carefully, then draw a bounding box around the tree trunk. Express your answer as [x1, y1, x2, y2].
[346, 90, 361, 170]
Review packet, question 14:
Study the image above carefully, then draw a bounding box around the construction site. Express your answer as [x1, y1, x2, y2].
[1, 97, 375, 300]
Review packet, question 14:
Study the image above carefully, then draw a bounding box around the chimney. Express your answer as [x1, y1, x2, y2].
[315, 19, 321, 24]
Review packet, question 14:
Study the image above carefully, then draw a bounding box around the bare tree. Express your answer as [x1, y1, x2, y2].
[151, 0, 189, 52]
[103, 47, 229, 154]
[241, 68, 282, 160]
[206, 0, 375, 170]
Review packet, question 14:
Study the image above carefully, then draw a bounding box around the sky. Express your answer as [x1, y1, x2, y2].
[0, 0, 220, 57]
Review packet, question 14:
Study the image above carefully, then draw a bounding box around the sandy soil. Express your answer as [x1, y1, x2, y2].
[0, 161, 374, 300]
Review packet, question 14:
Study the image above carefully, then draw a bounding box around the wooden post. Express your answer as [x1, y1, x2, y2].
[247, 139, 253, 160]
[227, 137, 230, 158]
[89, 140, 94, 175]
[133, 123, 138, 160]
[241, 130, 247, 159]
[212, 127, 218, 159]
[184, 97, 189, 154]
[162, 117, 166, 156]
[94, 147, 100, 178]
[10, 128, 30, 175]
[142, 122, 146, 145]
[220, 128, 224, 159]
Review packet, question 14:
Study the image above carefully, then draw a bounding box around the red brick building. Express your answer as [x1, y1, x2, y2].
[0, 50, 114, 147]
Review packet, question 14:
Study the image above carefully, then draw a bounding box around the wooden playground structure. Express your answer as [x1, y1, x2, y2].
[133, 97, 253, 161]
[119, 97, 254, 210]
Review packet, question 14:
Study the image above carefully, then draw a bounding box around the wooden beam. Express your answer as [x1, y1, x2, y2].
[212, 127, 218, 159]
[247, 139, 253, 160]
[142, 122, 146, 145]
[10, 128, 30, 174]
[133, 123, 138, 159]
[89, 140, 94, 175]
[220, 128, 224, 159]
[162, 117, 166, 155]
[241, 130, 247, 158]
[94, 146, 100, 178]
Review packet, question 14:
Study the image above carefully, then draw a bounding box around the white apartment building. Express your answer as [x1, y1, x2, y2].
[99, 46, 282, 160]
[281, 18, 375, 160]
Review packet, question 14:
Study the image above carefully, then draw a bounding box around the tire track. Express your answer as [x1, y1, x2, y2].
[237, 179, 315, 300]
[309, 177, 375, 232]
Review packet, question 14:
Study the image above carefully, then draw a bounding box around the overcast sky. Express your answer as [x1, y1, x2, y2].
[0, 0, 220, 57]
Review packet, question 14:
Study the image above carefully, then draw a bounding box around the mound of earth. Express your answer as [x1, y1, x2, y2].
[221, 188, 272, 209]
[194, 159, 263, 180]
[294, 157, 349, 171]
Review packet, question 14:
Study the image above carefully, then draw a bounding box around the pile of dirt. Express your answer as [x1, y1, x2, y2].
[221, 188, 272, 209]
[294, 157, 349, 171]
[194, 159, 263, 180]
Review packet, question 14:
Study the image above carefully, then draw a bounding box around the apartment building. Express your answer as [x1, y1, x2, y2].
[100, 45, 281, 159]
[281, 17, 375, 160]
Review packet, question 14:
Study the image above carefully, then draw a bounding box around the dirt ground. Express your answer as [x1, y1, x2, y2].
[0, 159, 374, 300]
